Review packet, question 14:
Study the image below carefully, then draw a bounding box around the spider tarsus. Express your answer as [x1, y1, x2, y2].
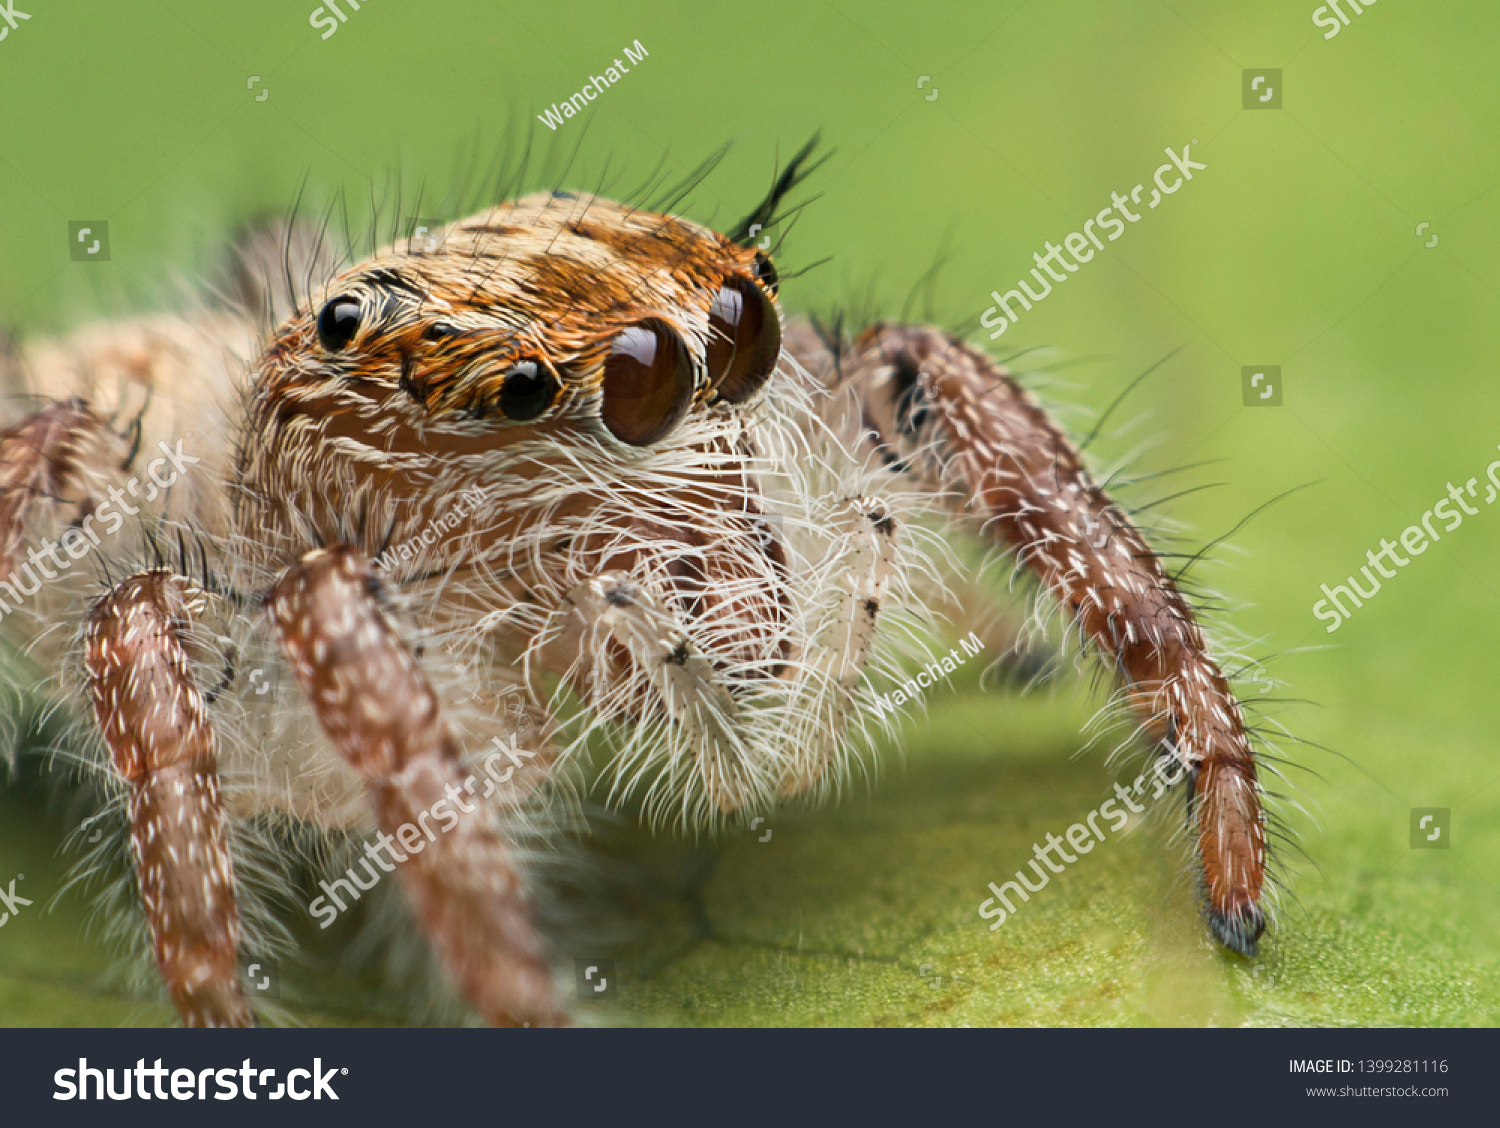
[1207, 901, 1266, 958]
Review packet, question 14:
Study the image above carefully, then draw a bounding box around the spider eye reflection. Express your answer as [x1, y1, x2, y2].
[705, 276, 780, 404]
[601, 321, 694, 445]
[316, 296, 362, 352]
[497, 361, 558, 421]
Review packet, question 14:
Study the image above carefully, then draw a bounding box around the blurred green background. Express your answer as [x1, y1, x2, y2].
[1, 0, 1496, 1026]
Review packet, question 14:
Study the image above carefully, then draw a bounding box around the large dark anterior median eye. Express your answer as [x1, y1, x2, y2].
[705, 276, 780, 404]
[601, 320, 695, 445]
[316, 296, 362, 352]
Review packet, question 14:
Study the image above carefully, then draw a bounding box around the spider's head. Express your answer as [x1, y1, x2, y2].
[253, 191, 781, 442]
[244, 193, 808, 687]
[296, 193, 781, 439]
[242, 171, 919, 827]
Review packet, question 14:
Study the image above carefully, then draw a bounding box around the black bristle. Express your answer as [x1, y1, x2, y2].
[729, 134, 829, 247]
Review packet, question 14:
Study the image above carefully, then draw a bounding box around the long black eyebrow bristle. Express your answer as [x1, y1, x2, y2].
[729, 134, 830, 247]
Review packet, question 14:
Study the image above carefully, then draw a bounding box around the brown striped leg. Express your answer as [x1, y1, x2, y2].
[0, 398, 111, 580]
[266, 546, 564, 1027]
[813, 322, 1267, 955]
[85, 571, 253, 1027]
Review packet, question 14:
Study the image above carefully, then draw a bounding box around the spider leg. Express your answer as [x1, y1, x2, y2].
[0, 398, 116, 581]
[807, 322, 1267, 955]
[85, 570, 253, 1027]
[266, 546, 564, 1027]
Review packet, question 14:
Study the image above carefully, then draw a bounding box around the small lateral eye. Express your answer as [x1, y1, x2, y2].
[498, 360, 558, 421]
[751, 250, 778, 293]
[705, 276, 781, 404]
[316, 296, 362, 352]
[601, 320, 695, 446]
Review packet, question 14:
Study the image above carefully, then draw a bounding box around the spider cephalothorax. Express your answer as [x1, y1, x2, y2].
[0, 159, 1269, 1028]
[238, 193, 926, 827]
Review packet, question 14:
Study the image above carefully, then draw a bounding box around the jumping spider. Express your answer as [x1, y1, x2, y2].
[0, 148, 1267, 1026]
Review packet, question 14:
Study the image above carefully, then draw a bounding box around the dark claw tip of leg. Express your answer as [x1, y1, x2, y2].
[1208, 902, 1265, 957]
